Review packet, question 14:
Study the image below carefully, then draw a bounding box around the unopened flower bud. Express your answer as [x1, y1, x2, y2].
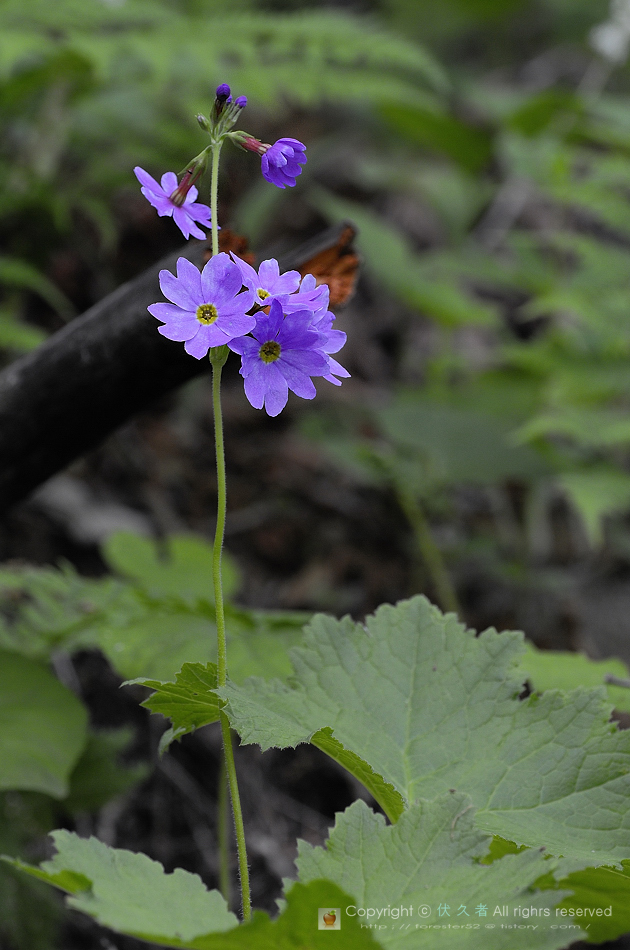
[235, 96, 247, 108]
[197, 113, 212, 132]
[169, 152, 208, 206]
[228, 131, 268, 155]
[213, 83, 232, 119]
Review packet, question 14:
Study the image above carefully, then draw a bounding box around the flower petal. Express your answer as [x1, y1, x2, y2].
[257, 259, 280, 287]
[141, 189, 174, 215]
[160, 171, 178, 194]
[281, 348, 328, 375]
[176, 258, 203, 300]
[229, 335, 259, 358]
[157, 316, 199, 342]
[253, 299, 284, 341]
[230, 254, 258, 289]
[201, 253, 243, 305]
[159, 268, 200, 310]
[147, 302, 191, 322]
[173, 206, 205, 240]
[280, 361, 317, 399]
[326, 356, 351, 379]
[183, 326, 214, 359]
[264, 385, 289, 416]
[134, 167, 164, 195]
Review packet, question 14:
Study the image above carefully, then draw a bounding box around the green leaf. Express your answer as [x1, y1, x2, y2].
[551, 863, 630, 943]
[0, 554, 307, 685]
[558, 470, 630, 545]
[296, 795, 582, 949]
[0, 255, 74, 319]
[381, 102, 493, 172]
[5, 830, 237, 944]
[312, 191, 497, 327]
[222, 596, 630, 865]
[4, 833, 377, 949]
[130, 663, 221, 752]
[515, 409, 630, 450]
[91, 603, 215, 682]
[0, 791, 62, 950]
[0, 651, 87, 797]
[0, 308, 46, 351]
[377, 393, 547, 487]
[311, 727, 405, 823]
[518, 641, 630, 714]
[102, 532, 241, 605]
[63, 730, 148, 813]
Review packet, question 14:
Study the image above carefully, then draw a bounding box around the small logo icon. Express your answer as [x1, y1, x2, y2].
[318, 908, 341, 930]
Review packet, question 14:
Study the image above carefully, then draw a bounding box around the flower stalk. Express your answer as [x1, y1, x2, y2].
[207, 138, 251, 918]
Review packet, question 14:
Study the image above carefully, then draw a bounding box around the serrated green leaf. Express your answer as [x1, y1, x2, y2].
[222, 596, 630, 865]
[0, 651, 87, 797]
[4, 834, 377, 949]
[131, 663, 221, 751]
[518, 642, 630, 714]
[296, 795, 582, 949]
[4, 830, 237, 944]
[102, 532, 241, 605]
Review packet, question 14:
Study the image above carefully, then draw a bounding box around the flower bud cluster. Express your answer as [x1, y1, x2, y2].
[135, 81, 307, 240]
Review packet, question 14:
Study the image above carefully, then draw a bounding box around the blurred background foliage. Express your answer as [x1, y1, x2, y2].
[7, 0, 630, 944]
[4, 0, 630, 619]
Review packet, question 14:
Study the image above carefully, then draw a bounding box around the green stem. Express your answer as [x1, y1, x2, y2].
[217, 757, 231, 907]
[396, 484, 461, 617]
[220, 714, 251, 919]
[210, 141, 222, 259]
[211, 356, 228, 683]
[209, 353, 251, 921]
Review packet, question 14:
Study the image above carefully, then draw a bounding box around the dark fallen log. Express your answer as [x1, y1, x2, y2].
[0, 224, 356, 510]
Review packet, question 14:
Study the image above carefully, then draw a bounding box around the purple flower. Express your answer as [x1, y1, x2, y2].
[261, 138, 307, 189]
[148, 254, 255, 358]
[216, 83, 231, 100]
[230, 255, 301, 307]
[282, 272, 329, 317]
[134, 167, 212, 240]
[311, 309, 350, 386]
[229, 299, 329, 416]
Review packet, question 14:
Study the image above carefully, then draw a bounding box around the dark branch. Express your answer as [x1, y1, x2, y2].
[0, 225, 352, 510]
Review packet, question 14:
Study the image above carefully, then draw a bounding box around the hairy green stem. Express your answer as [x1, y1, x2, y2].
[211, 356, 228, 681]
[217, 757, 231, 907]
[210, 141, 222, 259]
[209, 353, 251, 920]
[207, 140, 251, 919]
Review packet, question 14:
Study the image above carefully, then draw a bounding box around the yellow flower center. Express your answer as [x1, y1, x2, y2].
[257, 288, 270, 300]
[196, 303, 218, 325]
[259, 340, 281, 363]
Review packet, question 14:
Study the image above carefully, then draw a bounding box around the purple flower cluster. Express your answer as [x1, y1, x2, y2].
[150, 253, 349, 415]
